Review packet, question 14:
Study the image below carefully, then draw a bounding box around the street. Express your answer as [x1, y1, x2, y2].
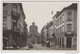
[31, 44, 53, 50]
[19, 44, 54, 50]
[5, 44, 76, 50]
[19, 44, 76, 50]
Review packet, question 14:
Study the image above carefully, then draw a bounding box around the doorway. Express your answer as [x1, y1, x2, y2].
[66, 37, 72, 48]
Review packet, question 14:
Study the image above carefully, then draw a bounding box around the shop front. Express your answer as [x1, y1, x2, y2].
[65, 32, 74, 48]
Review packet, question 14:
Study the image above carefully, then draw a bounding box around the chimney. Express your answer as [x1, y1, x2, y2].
[56, 11, 60, 14]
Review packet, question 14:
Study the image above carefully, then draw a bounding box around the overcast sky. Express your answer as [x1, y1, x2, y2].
[22, 2, 78, 33]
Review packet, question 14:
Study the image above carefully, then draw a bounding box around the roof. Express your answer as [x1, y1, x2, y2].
[54, 3, 77, 18]
[52, 14, 57, 19]
[46, 21, 53, 29]
[30, 24, 38, 29]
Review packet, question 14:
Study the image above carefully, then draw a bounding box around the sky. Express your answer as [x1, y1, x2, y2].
[22, 2, 78, 33]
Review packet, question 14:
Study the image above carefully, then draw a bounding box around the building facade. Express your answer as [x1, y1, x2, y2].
[41, 21, 56, 46]
[41, 26, 47, 44]
[52, 3, 77, 48]
[3, 3, 28, 49]
[46, 21, 54, 44]
[28, 22, 41, 44]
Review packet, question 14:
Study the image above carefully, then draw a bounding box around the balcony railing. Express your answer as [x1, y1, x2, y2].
[64, 31, 74, 36]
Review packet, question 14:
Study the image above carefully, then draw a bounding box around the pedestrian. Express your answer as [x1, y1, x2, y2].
[50, 42, 52, 47]
[28, 42, 33, 48]
[46, 41, 50, 47]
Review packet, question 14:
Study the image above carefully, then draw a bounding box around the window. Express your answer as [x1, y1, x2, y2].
[3, 3, 7, 16]
[63, 14, 64, 16]
[3, 3, 7, 10]
[58, 28, 59, 34]
[60, 17, 61, 24]
[62, 14, 64, 23]
[53, 29, 54, 33]
[13, 20, 17, 23]
[56, 29, 58, 34]
[62, 25, 64, 32]
[51, 28, 53, 32]
[3, 16, 6, 21]
[67, 12, 72, 21]
[67, 24, 72, 32]
[3, 3, 6, 7]
[3, 23, 6, 29]
[56, 20, 58, 26]
[68, 12, 72, 16]
[13, 26, 17, 31]
[3, 25, 6, 28]
[58, 19, 59, 25]
[3, 16, 7, 29]
[13, 21, 17, 31]
[12, 4, 17, 12]
[12, 4, 17, 15]
[60, 27, 61, 33]
[57, 20, 58, 26]
[3, 21, 6, 24]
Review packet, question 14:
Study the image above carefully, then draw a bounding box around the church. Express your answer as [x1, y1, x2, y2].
[28, 22, 41, 44]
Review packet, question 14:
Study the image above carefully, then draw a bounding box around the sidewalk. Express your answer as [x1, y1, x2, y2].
[18, 46, 31, 50]
[50, 46, 77, 50]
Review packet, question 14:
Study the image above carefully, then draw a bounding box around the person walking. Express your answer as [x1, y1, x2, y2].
[46, 40, 50, 47]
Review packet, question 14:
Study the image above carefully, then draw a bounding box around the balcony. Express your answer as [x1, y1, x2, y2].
[64, 31, 74, 37]
[11, 11, 20, 19]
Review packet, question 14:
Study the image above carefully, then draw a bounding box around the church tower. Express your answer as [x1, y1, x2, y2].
[28, 22, 41, 44]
